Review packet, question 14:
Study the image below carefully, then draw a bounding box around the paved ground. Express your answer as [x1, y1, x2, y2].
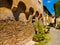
[26, 27, 60, 45]
[25, 39, 35, 45]
[47, 27, 60, 45]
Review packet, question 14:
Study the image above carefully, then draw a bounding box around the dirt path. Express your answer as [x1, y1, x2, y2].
[47, 27, 60, 45]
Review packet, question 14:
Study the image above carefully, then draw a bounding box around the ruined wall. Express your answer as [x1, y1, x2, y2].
[0, 0, 44, 45]
[0, 0, 43, 21]
[12, 0, 43, 13]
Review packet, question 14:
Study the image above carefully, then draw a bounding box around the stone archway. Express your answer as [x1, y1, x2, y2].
[12, 1, 26, 21]
[17, 1, 26, 13]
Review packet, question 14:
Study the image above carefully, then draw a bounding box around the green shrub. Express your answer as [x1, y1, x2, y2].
[55, 0, 60, 17]
[57, 23, 60, 28]
[33, 21, 50, 45]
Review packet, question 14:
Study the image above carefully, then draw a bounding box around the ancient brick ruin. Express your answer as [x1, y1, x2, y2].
[0, 0, 43, 22]
[0, 0, 44, 45]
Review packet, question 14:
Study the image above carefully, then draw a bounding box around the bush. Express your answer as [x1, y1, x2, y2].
[33, 21, 50, 45]
[57, 23, 60, 28]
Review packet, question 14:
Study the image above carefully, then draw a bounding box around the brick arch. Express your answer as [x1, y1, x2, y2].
[29, 7, 34, 15]
[38, 13, 42, 19]
[35, 11, 39, 17]
[12, 1, 26, 21]
[33, 11, 39, 19]
[0, 0, 13, 9]
[6, 0, 13, 9]
[25, 7, 34, 20]
[17, 1, 26, 13]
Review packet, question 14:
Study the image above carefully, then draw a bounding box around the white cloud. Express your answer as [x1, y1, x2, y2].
[47, 0, 51, 3]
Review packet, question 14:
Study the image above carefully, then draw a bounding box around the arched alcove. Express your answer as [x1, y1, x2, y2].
[35, 11, 39, 17]
[25, 7, 34, 20]
[33, 11, 39, 19]
[29, 7, 34, 15]
[17, 1, 26, 13]
[6, 0, 13, 9]
[0, 0, 13, 9]
[12, 1, 26, 21]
